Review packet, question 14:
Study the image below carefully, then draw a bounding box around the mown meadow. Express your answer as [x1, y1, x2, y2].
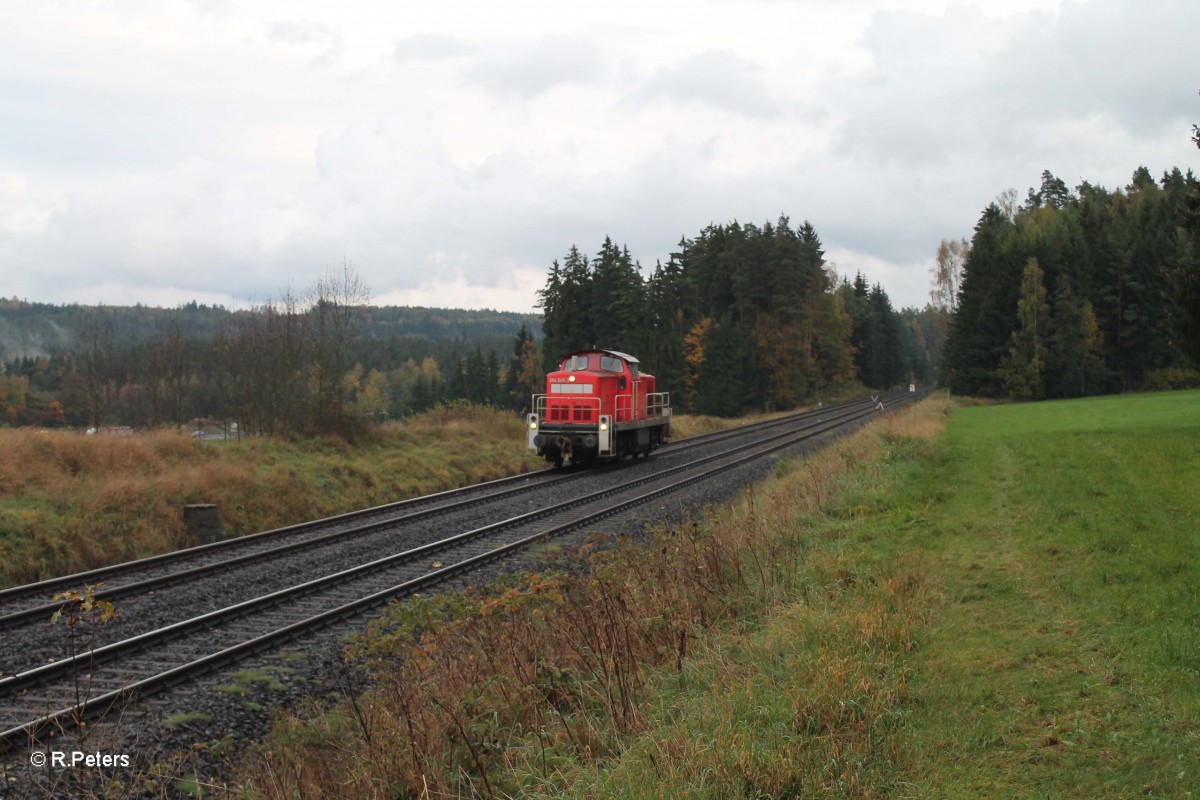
[228, 390, 1198, 798]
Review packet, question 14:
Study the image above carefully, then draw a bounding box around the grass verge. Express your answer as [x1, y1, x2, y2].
[890, 391, 1200, 797]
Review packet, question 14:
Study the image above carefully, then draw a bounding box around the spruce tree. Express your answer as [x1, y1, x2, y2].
[998, 258, 1050, 399]
[944, 204, 1022, 395]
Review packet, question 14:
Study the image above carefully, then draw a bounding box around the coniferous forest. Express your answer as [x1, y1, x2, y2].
[1, 213, 933, 431]
[538, 219, 930, 417]
[942, 166, 1200, 399]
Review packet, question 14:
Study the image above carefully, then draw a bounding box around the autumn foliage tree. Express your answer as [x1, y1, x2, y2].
[931, 238, 968, 313]
[503, 324, 543, 414]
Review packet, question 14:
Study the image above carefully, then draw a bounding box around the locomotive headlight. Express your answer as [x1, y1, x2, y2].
[599, 422, 608, 431]
[529, 421, 538, 430]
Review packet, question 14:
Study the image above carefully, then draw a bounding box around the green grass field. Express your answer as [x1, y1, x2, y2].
[897, 391, 1200, 797]
[515, 391, 1200, 798]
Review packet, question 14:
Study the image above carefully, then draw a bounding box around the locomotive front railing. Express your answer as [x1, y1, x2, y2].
[647, 392, 670, 416]
[532, 390, 669, 426]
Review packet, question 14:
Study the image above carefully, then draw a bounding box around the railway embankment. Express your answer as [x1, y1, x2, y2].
[0, 402, 778, 591]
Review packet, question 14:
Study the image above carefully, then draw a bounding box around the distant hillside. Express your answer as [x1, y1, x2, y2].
[0, 299, 542, 362]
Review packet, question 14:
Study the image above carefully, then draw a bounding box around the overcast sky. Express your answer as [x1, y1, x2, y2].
[1, 0, 1196, 314]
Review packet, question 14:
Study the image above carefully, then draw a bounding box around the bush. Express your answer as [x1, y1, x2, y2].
[1141, 367, 1200, 391]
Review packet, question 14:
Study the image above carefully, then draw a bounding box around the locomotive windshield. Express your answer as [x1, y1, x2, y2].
[599, 355, 624, 373]
[563, 354, 591, 371]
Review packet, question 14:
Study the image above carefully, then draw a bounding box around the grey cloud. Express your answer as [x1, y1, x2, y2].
[986, 0, 1196, 134]
[269, 20, 338, 47]
[393, 33, 473, 62]
[188, 0, 229, 15]
[827, 6, 998, 165]
[463, 37, 606, 98]
[269, 20, 344, 65]
[0, 78, 222, 170]
[11, 0, 1194, 316]
[828, 0, 1199, 168]
[636, 50, 780, 118]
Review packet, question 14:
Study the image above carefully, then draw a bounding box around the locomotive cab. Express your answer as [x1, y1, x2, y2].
[527, 349, 670, 466]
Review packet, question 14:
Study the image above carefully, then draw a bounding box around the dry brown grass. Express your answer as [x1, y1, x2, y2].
[0, 406, 542, 587]
[1, 429, 223, 583]
[0, 428, 206, 492]
[669, 406, 806, 440]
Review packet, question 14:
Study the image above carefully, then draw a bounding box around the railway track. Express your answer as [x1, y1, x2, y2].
[0, 393, 879, 628]
[0, 391, 915, 753]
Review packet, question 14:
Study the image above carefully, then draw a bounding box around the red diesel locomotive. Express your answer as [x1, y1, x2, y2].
[527, 349, 671, 466]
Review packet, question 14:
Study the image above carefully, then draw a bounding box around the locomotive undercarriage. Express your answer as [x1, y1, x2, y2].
[532, 421, 666, 467]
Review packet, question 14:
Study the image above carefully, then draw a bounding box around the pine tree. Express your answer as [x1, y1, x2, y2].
[694, 315, 753, 417]
[943, 204, 1023, 395]
[1038, 170, 1072, 209]
[864, 284, 904, 388]
[1046, 278, 1106, 397]
[536, 259, 564, 370]
[590, 238, 647, 352]
[540, 245, 593, 369]
[998, 258, 1050, 399]
[645, 255, 692, 397]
